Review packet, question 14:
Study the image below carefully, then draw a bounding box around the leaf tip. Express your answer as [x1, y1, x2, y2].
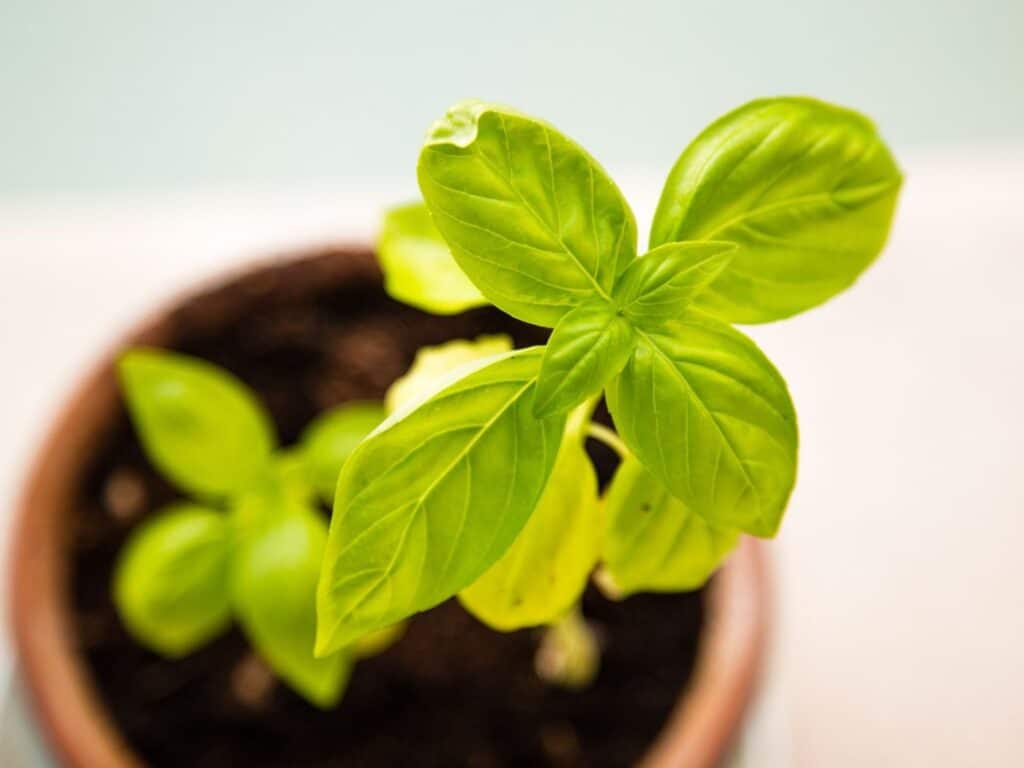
[424, 99, 491, 148]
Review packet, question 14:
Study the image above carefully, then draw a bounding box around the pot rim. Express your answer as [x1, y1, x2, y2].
[7, 244, 770, 768]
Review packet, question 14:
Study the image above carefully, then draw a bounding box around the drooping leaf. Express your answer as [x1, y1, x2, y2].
[300, 402, 387, 503]
[459, 405, 601, 630]
[601, 457, 739, 596]
[113, 504, 232, 657]
[232, 500, 350, 708]
[385, 334, 513, 413]
[650, 97, 902, 323]
[316, 347, 566, 654]
[612, 241, 736, 322]
[533, 300, 634, 417]
[377, 201, 487, 314]
[349, 622, 406, 659]
[606, 315, 797, 537]
[118, 349, 275, 497]
[418, 101, 637, 327]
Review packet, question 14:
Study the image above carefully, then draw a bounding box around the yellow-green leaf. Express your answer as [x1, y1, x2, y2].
[316, 347, 566, 653]
[385, 334, 512, 413]
[602, 458, 738, 596]
[118, 349, 275, 498]
[377, 201, 487, 315]
[651, 97, 902, 323]
[418, 101, 637, 327]
[459, 406, 600, 630]
[233, 501, 350, 708]
[607, 315, 797, 537]
[113, 504, 232, 657]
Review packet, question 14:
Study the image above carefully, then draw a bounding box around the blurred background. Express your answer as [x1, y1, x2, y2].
[2, 1, 1022, 766]
[2, 0, 1021, 195]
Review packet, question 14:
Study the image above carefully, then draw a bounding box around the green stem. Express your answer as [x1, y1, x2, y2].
[534, 606, 601, 690]
[586, 422, 629, 461]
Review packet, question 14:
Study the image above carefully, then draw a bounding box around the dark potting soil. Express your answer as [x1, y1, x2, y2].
[68, 251, 706, 768]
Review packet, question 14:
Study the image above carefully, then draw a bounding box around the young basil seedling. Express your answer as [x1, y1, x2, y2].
[319, 96, 901, 661]
[114, 349, 396, 708]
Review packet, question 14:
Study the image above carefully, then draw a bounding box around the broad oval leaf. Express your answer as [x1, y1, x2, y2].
[459, 407, 600, 630]
[232, 500, 351, 708]
[300, 402, 387, 503]
[533, 300, 635, 417]
[606, 315, 798, 537]
[418, 101, 637, 327]
[601, 457, 739, 596]
[377, 201, 487, 314]
[385, 334, 513, 413]
[118, 349, 275, 497]
[612, 241, 736, 322]
[113, 504, 232, 657]
[650, 97, 902, 323]
[316, 347, 567, 653]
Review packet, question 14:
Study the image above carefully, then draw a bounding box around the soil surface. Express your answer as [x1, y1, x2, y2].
[69, 250, 706, 767]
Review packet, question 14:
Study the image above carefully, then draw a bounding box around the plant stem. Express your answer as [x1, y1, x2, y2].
[586, 422, 629, 461]
[534, 606, 601, 690]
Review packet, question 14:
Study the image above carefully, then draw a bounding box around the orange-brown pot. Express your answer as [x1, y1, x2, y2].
[8, 246, 771, 768]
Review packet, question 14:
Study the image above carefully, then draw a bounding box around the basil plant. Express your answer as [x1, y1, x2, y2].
[114, 350, 398, 707]
[316, 96, 901, 671]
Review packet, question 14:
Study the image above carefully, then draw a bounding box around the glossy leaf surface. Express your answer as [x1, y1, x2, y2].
[459, 406, 600, 630]
[233, 501, 350, 708]
[650, 97, 902, 323]
[316, 347, 566, 653]
[606, 315, 797, 536]
[602, 458, 739, 595]
[113, 504, 232, 657]
[377, 201, 486, 314]
[533, 300, 634, 417]
[118, 349, 275, 497]
[418, 101, 637, 327]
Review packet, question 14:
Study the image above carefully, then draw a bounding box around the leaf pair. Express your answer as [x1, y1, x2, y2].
[115, 350, 388, 707]
[531, 240, 736, 417]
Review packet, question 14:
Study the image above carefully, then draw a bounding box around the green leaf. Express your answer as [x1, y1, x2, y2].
[113, 504, 232, 657]
[650, 97, 902, 323]
[385, 334, 513, 413]
[612, 241, 736, 322]
[118, 349, 275, 497]
[232, 500, 351, 708]
[601, 457, 739, 596]
[300, 402, 387, 503]
[418, 101, 637, 327]
[606, 315, 797, 537]
[316, 347, 567, 654]
[270, 448, 317, 505]
[459, 406, 600, 630]
[349, 622, 406, 659]
[377, 201, 487, 314]
[533, 300, 634, 417]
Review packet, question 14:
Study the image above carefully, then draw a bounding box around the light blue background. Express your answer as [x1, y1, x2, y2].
[1, 0, 1021, 196]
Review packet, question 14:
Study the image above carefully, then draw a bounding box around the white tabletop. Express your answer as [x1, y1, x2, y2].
[2, 149, 1022, 766]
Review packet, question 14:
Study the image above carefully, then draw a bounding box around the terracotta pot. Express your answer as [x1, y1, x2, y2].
[7, 245, 771, 768]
